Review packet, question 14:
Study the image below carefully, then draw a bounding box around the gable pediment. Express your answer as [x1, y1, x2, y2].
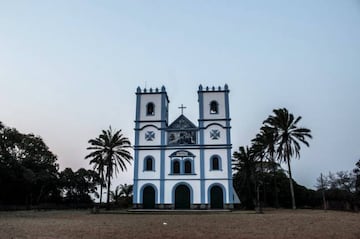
[168, 115, 197, 130]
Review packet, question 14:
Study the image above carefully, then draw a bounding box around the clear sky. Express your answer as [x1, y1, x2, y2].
[1, 1, 359, 189]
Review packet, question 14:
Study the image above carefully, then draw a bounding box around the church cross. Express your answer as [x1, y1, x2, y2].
[178, 104, 187, 115]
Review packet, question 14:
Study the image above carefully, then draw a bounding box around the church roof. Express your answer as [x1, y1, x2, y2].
[168, 114, 197, 130]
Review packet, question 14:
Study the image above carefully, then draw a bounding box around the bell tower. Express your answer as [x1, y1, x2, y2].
[198, 84, 233, 207]
[133, 86, 169, 207]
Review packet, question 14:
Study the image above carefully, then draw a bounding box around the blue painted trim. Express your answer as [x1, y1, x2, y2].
[135, 120, 167, 123]
[168, 173, 197, 176]
[198, 86, 205, 204]
[209, 154, 222, 171]
[134, 145, 231, 150]
[198, 118, 231, 122]
[133, 88, 141, 204]
[207, 183, 227, 206]
[203, 122, 228, 129]
[159, 88, 168, 204]
[138, 124, 162, 130]
[139, 183, 159, 204]
[224, 86, 234, 204]
[180, 158, 184, 174]
[172, 182, 194, 205]
[169, 150, 196, 158]
[137, 178, 228, 181]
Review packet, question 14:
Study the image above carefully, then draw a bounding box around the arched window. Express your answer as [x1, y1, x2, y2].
[184, 160, 192, 173]
[210, 155, 221, 171]
[212, 157, 219, 170]
[210, 101, 218, 114]
[144, 157, 154, 171]
[173, 160, 180, 174]
[146, 103, 155, 115]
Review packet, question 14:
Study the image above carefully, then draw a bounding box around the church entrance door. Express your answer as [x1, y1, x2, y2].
[143, 186, 155, 209]
[175, 185, 190, 209]
[210, 186, 224, 209]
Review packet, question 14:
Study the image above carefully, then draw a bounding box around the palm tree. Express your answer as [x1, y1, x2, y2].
[85, 154, 106, 207]
[110, 184, 122, 205]
[264, 108, 312, 209]
[111, 183, 133, 207]
[86, 126, 133, 210]
[118, 183, 133, 199]
[233, 146, 257, 210]
[251, 139, 266, 213]
[252, 125, 280, 208]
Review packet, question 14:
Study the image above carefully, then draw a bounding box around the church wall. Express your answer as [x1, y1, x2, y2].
[137, 180, 161, 204]
[138, 125, 162, 146]
[205, 179, 230, 203]
[203, 123, 228, 145]
[137, 149, 161, 179]
[164, 180, 201, 204]
[203, 149, 229, 177]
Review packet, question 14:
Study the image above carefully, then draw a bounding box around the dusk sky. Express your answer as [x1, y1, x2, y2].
[1, 1, 359, 189]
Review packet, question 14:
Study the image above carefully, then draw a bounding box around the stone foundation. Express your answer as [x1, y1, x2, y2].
[133, 203, 234, 210]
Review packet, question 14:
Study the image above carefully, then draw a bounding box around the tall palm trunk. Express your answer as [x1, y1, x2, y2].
[258, 158, 263, 213]
[106, 167, 111, 210]
[287, 156, 296, 209]
[99, 185, 103, 206]
[99, 174, 103, 207]
[97, 167, 103, 207]
[272, 165, 279, 208]
[270, 153, 279, 208]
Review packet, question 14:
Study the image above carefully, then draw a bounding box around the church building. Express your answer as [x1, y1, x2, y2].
[132, 84, 237, 209]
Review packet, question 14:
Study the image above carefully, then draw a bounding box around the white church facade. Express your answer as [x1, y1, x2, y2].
[132, 84, 236, 209]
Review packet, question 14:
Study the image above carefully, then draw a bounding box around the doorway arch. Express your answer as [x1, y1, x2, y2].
[210, 185, 224, 209]
[174, 185, 191, 209]
[142, 185, 155, 209]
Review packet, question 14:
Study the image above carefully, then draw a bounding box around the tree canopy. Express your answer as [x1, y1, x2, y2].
[0, 121, 101, 209]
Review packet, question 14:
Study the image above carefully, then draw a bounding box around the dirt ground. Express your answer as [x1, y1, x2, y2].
[0, 209, 359, 239]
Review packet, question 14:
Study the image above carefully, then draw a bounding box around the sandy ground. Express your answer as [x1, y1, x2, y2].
[0, 209, 359, 239]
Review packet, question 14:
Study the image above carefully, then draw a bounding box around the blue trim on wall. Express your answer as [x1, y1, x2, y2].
[207, 183, 227, 206]
[138, 124, 162, 130]
[203, 122, 228, 129]
[171, 182, 194, 205]
[198, 86, 205, 204]
[139, 183, 159, 204]
[224, 86, 234, 204]
[133, 88, 141, 204]
[137, 177, 228, 181]
[159, 87, 167, 204]
[134, 145, 231, 151]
